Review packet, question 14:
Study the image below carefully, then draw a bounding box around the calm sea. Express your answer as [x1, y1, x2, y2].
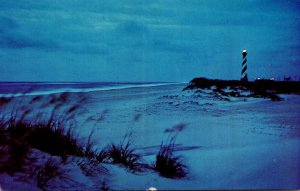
[0, 82, 172, 97]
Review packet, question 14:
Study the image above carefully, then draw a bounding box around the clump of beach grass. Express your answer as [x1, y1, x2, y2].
[0, 102, 109, 189]
[32, 158, 67, 191]
[153, 136, 187, 178]
[108, 134, 143, 172]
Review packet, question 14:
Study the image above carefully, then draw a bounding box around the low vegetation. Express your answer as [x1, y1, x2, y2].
[0, 106, 109, 189]
[0, 95, 189, 190]
[153, 136, 187, 178]
[183, 77, 300, 101]
[108, 135, 143, 172]
[0, 141, 34, 175]
[32, 158, 67, 191]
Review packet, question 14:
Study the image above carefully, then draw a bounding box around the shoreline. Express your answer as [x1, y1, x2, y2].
[0, 82, 186, 98]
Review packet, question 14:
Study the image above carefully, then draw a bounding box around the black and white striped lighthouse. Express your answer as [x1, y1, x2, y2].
[241, 49, 248, 82]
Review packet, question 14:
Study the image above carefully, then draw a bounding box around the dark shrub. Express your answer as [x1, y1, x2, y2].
[27, 124, 81, 159]
[0, 141, 33, 175]
[2, 111, 83, 159]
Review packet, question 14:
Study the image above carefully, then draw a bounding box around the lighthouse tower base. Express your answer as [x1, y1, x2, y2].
[241, 75, 248, 82]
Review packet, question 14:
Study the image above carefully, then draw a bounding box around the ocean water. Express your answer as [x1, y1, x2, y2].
[0, 82, 172, 97]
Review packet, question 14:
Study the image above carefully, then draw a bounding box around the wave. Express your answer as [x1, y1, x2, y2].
[0, 82, 182, 97]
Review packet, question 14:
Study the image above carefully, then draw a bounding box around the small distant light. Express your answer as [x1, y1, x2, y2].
[147, 187, 157, 191]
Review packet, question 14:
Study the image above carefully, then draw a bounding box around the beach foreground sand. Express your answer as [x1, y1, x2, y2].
[0, 83, 299, 190]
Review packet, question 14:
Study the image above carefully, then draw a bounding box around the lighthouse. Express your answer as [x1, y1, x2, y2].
[241, 49, 248, 82]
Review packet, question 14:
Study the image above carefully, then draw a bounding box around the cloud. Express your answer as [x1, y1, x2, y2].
[0, 36, 51, 49]
[0, 15, 58, 50]
[0, 17, 18, 31]
[0, 0, 299, 82]
[116, 20, 148, 35]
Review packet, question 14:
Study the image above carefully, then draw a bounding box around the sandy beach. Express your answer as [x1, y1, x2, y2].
[0, 83, 299, 190]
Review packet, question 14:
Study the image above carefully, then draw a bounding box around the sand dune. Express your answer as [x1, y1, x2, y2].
[0, 83, 299, 190]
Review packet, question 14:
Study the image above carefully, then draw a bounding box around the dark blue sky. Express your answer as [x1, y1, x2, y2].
[0, 0, 299, 82]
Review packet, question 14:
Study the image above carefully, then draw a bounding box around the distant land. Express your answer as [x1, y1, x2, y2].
[183, 78, 300, 101]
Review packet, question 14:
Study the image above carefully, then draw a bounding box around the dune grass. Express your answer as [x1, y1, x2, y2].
[0, 141, 34, 175]
[0, 94, 189, 190]
[1, 109, 188, 180]
[154, 136, 187, 178]
[0, 107, 111, 189]
[2, 112, 82, 160]
[108, 135, 143, 172]
[32, 158, 67, 191]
